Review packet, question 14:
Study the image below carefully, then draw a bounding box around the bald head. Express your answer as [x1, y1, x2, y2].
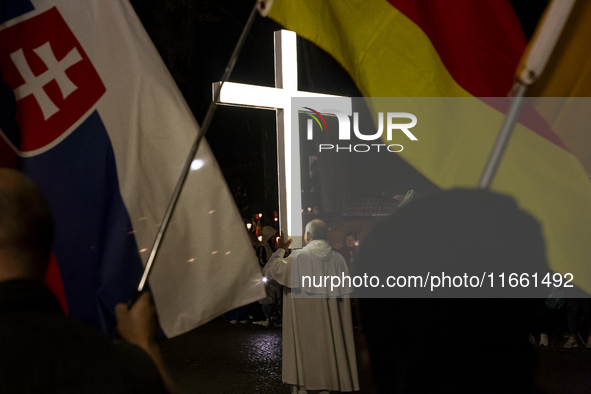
[305, 219, 328, 244]
[0, 169, 54, 280]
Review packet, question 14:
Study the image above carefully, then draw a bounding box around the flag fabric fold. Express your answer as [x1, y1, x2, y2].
[262, 0, 591, 292]
[526, 0, 591, 174]
[0, 0, 265, 336]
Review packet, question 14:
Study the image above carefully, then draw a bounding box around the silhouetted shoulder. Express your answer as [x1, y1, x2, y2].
[0, 280, 167, 393]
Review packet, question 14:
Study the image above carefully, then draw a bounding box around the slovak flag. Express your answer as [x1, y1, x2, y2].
[0, 0, 265, 336]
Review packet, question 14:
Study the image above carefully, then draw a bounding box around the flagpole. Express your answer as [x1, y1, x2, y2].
[478, 83, 528, 189]
[479, 0, 576, 190]
[132, 2, 260, 302]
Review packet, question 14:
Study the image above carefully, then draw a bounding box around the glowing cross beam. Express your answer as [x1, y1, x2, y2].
[214, 30, 352, 248]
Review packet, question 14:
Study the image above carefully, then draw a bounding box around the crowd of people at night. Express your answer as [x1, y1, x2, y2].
[224, 187, 591, 393]
[2, 168, 590, 393]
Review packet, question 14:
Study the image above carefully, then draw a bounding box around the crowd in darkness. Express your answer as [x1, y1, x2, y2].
[3, 167, 591, 392]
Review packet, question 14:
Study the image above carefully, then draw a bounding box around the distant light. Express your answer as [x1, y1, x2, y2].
[258, 236, 262, 242]
[259, 213, 263, 217]
[139, 248, 147, 253]
[246, 223, 252, 229]
[209, 210, 215, 214]
[211, 251, 218, 255]
[262, 277, 268, 283]
[274, 217, 278, 222]
[307, 207, 312, 212]
[191, 159, 204, 170]
[187, 258, 195, 262]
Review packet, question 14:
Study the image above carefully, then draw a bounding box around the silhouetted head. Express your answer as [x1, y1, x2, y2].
[357, 188, 548, 393]
[0, 169, 54, 281]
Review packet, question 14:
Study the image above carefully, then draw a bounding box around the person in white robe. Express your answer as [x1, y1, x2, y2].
[264, 219, 360, 394]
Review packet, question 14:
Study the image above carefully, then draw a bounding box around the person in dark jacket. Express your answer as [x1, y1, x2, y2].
[0, 168, 173, 393]
[254, 226, 282, 327]
[357, 189, 549, 393]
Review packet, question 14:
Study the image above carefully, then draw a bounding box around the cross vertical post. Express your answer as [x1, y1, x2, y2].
[214, 30, 351, 248]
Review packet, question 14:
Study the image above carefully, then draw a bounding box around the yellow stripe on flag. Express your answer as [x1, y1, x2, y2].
[528, 0, 591, 97]
[267, 0, 591, 292]
[269, 0, 470, 98]
[527, 0, 591, 174]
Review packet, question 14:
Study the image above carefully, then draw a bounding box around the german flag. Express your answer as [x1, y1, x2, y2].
[261, 0, 591, 292]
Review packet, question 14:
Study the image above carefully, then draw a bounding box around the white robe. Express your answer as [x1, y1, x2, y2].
[264, 240, 360, 392]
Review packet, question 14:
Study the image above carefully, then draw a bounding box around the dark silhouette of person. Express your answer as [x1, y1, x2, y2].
[357, 188, 549, 393]
[0, 169, 173, 393]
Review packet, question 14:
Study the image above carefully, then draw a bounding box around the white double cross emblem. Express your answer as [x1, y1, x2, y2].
[10, 41, 82, 120]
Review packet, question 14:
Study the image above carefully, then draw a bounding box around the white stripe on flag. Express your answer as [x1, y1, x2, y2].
[49, 0, 265, 336]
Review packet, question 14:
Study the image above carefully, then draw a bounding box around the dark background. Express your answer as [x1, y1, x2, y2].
[128, 0, 548, 224]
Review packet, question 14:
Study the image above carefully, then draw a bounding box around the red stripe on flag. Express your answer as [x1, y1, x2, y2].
[481, 97, 569, 151]
[388, 0, 569, 151]
[388, 0, 526, 97]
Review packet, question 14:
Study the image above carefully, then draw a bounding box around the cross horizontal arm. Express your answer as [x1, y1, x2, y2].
[214, 81, 346, 110]
[214, 82, 286, 109]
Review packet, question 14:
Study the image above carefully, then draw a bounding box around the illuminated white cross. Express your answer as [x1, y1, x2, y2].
[213, 30, 352, 248]
[11, 41, 82, 120]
